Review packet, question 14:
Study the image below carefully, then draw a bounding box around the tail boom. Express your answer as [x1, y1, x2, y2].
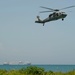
[35, 16, 45, 26]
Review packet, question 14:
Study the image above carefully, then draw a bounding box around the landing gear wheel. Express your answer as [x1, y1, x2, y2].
[62, 18, 64, 21]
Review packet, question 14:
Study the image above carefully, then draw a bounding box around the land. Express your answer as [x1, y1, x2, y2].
[0, 66, 75, 75]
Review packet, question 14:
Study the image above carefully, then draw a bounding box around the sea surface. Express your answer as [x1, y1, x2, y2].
[0, 65, 75, 72]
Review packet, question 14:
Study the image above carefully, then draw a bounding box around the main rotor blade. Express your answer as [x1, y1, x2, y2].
[60, 5, 75, 10]
[40, 11, 53, 13]
[40, 6, 59, 12]
[40, 6, 54, 11]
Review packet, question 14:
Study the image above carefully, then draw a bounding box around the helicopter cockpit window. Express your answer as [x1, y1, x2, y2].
[56, 13, 58, 16]
[49, 14, 53, 18]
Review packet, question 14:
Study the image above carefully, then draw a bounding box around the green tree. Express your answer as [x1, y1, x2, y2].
[25, 66, 45, 75]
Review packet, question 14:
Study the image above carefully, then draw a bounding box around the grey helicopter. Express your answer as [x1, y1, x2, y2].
[35, 5, 75, 26]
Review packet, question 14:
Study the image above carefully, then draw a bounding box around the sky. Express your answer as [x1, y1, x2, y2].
[0, 0, 75, 65]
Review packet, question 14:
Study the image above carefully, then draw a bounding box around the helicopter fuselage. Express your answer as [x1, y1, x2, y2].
[35, 12, 67, 25]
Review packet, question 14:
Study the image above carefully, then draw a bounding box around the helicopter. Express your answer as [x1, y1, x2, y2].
[35, 5, 75, 26]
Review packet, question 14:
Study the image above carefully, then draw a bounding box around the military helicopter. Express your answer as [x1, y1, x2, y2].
[35, 5, 75, 26]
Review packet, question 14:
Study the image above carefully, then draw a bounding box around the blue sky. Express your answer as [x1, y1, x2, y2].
[0, 0, 75, 64]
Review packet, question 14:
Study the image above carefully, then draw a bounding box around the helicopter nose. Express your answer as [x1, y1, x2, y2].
[63, 14, 67, 17]
[64, 14, 67, 17]
[62, 13, 67, 18]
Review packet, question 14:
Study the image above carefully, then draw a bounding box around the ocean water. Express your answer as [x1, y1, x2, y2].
[0, 65, 75, 72]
